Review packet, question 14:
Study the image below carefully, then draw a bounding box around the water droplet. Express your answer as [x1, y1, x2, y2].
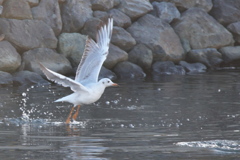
[22, 92, 26, 97]
[105, 101, 110, 105]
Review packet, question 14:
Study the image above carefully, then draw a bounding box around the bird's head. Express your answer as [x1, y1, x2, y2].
[99, 78, 118, 87]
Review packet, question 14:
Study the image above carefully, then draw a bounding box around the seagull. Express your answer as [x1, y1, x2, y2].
[39, 18, 118, 124]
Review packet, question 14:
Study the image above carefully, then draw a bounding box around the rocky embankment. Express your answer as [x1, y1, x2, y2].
[0, 0, 240, 86]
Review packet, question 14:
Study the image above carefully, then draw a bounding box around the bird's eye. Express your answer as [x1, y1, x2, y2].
[102, 82, 104, 84]
[107, 81, 110, 83]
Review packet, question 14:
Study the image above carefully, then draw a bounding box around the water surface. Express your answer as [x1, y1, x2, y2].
[0, 70, 240, 159]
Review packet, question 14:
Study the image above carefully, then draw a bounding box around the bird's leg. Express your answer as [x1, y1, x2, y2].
[72, 105, 81, 121]
[66, 106, 75, 124]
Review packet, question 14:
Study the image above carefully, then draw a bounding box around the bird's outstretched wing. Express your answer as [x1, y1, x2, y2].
[39, 63, 89, 93]
[75, 18, 113, 84]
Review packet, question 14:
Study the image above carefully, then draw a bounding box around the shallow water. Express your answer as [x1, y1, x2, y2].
[0, 70, 240, 160]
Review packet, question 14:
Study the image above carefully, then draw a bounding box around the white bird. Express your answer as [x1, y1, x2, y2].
[39, 18, 118, 124]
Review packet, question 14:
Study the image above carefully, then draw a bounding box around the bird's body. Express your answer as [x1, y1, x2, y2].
[39, 18, 117, 123]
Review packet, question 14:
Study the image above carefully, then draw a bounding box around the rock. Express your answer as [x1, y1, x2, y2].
[58, 33, 87, 68]
[173, 8, 234, 51]
[104, 44, 128, 69]
[210, 0, 240, 25]
[93, 11, 108, 20]
[118, 0, 153, 20]
[128, 44, 153, 70]
[13, 70, 49, 86]
[0, 19, 57, 51]
[31, 0, 62, 36]
[108, 9, 131, 28]
[219, 46, 240, 64]
[187, 48, 223, 67]
[81, 18, 103, 40]
[111, 26, 136, 51]
[155, 0, 213, 12]
[0, 0, 3, 5]
[22, 48, 72, 76]
[152, 61, 186, 75]
[61, 0, 92, 32]
[2, 0, 32, 19]
[127, 14, 185, 62]
[91, 0, 114, 11]
[227, 22, 240, 43]
[151, 2, 180, 23]
[179, 61, 206, 73]
[0, 41, 21, 73]
[0, 71, 13, 86]
[99, 66, 117, 80]
[113, 61, 146, 79]
[0, 5, 3, 15]
[27, 0, 39, 7]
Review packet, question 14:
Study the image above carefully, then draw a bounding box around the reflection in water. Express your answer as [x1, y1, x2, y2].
[0, 70, 240, 159]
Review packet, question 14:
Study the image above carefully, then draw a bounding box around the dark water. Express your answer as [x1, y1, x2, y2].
[0, 70, 240, 160]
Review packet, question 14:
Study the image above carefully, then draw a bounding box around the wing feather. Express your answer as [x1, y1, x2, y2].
[39, 63, 89, 93]
[75, 18, 113, 84]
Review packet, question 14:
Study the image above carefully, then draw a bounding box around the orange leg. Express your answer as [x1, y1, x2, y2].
[65, 106, 75, 124]
[72, 105, 81, 121]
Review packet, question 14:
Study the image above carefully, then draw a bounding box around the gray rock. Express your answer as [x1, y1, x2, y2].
[118, 0, 153, 20]
[179, 61, 206, 73]
[219, 46, 240, 63]
[31, 0, 62, 36]
[99, 66, 117, 80]
[2, 0, 32, 19]
[152, 61, 186, 75]
[104, 44, 128, 69]
[22, 48, 72, 76]
[27, 0, 39, 7]
[108, 9, 131, 28]
[227, 22, 240, 43]
[127, 14, 185, 62]
[91, 0, 114, 11]
[155, 0, 213, 12]
[0, 71, 13, 86]
[173, 8, 234, 51]
[0, 19, 57, 51]
[128, 44, 153, 70]
[93, 11, 108, 20]
[0, 41, 21, 73]
[58, 33, 87, 68]
[81, 17, 102, 40]
[13, 70, 49, 86]
[210, 0, 240, 25]
[113, 61, 146, 79]
[151, 2, 180, 23]
[111, 26, 136, 51]
[61, 0, 92, 32]
[187, 48, 223, 67]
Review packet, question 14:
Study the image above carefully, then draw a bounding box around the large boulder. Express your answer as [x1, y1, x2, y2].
[58, 33, 87, 68]
[0, 19, 57, 51]
[179, 61, 206, 73]
[104, 44, 128, 69]
[61, 0, 92, 32]
[27, 0, 39, 7]
[127, 14, 185, 62]
[113, 61, 146, 79]
[22, 48, 73, 76]
[173, 8, 234, 51]
[81, 17, 102, 40]
[0, 71, 13, 86]
[31, 0, 62, 36]
[227, 22, 240, 44]
[187, 48, 223, 67]
[151, 2, 180, 23]
[128, 44, 153, 70]
[118, 0, 153, 20]
[155, 0, 213, 12]
[210, 0, 240, 26]
[108, 9, 131, 28]
[0, 41, 21, 73]
[99, 66, 117, 80]
[152, 61, 186, 75]
[2, 0, 32, 19]
[91, 0, 114, 11]
[219, 46, 240, 64]
[111, 26, 136, 51]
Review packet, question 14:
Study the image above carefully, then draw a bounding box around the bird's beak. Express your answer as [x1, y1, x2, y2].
[112, 83, 119, 87]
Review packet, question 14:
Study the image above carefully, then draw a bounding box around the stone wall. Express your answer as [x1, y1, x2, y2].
[1, 0, 240, 85]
